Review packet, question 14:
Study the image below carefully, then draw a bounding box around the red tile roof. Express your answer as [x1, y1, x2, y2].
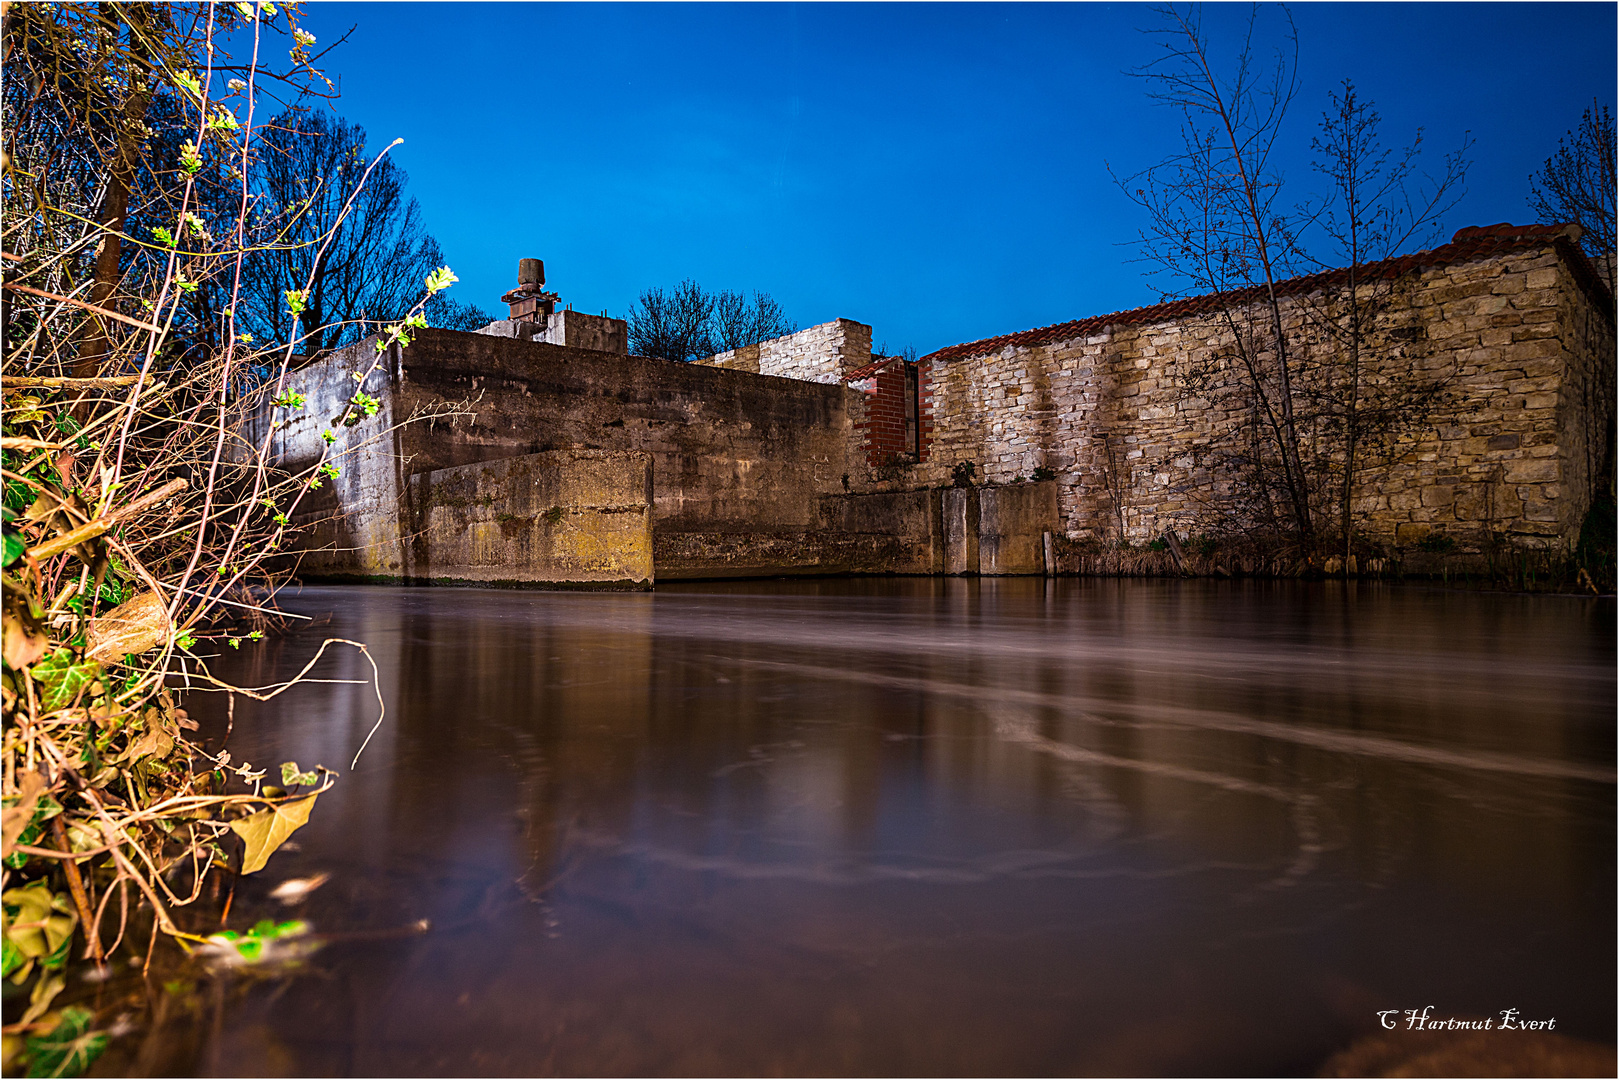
[842, 356, 902, 381]
[921, 223, 1610, 365]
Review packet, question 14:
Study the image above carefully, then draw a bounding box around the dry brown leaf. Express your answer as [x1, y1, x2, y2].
[2, 590, 50, 670]
[86, 591, 171, 663]
[2, 770, 48, 849]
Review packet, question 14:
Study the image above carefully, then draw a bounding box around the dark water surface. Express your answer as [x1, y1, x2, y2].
[187, 579, 1614, 1076]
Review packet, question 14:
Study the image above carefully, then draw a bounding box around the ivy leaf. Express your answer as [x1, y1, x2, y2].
[230, 794, 318, 874]
[279, 762, 319, 787]
[30, 651, 101, 711]
[4, 529, 26, 567]
[24, 1005, 108, 1078]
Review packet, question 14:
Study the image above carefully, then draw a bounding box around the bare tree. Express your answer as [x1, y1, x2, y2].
[711, 288, 796, 352]
[424, 292, 495, 332]
[1117, 4, 1314, 540]
[627, 279, 794, 361]
[627, 279, 712, 361]
[1305, 81, 1470, 564]
[1529, 100, 1616, 288]
[240, 109, 444, 354]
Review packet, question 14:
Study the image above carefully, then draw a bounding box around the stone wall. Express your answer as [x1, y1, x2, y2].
[916, 231, 1614, 552]
[254, 328, 869, 581]
[405, 450, 653, 588]
[699, 318, 872, 384]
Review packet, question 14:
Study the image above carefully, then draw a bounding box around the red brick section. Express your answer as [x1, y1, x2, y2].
[846, 357, 933, 466]
[921, 223, 1612, 365]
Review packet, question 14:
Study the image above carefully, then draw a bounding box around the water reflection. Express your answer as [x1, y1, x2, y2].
[191, 579, 1614, 1075]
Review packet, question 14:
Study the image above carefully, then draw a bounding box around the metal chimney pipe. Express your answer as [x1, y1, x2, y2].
[517, 258, 544, 287]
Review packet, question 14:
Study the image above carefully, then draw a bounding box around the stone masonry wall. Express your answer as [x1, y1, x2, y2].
[700, 318, 872, 384]
[916, 240, 1614, 551]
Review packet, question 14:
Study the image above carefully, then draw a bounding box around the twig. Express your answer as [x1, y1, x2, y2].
[24, 477, 188, 562]
[52, 818, 103, 963]
[0, 437, 68, 452]
[1, 282, 163, 334]
[6, 375, 155, 390]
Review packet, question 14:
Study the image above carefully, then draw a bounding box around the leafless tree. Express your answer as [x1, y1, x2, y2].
[627, 279, 794, 361]
[711, 288, 795, 352]
[1304, 81, 1470, 564]
[1529, 100, 1616, 288]
[240, 109, 445, 354]
[1116, 4, 1314, 540]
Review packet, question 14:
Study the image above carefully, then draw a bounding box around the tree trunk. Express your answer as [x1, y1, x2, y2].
[74, 4, 154, 382]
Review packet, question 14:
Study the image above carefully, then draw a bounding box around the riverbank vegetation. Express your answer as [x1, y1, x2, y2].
[1, 3, 460, 1071]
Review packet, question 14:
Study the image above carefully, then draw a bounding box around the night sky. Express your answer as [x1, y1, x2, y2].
[267, 2, 1614, 355]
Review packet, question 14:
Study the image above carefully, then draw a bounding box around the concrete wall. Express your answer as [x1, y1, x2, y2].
[917, 238, 1614, 552]
[405, 450, 652, 588]
[473, 311, 628, 355]
[253, 346, 408, 579]
[699, 318, 873, 384]
[979, 482, 1060, 575]
[255, 328, 868, 581]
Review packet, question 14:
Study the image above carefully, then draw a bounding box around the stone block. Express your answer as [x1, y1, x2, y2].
[1505, 458, 1558, 484]
[1419, 485, 1457, 508]
[1522, 499, 1561, 522]
[1395, 523, 1432, 546]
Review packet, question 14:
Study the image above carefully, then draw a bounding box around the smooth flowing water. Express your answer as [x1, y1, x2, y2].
[180, 580, 1613, 1076]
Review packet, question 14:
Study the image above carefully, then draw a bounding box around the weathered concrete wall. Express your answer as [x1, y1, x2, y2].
[547, 310, 628, 354]
[404, 450, 652, 588]
[250, 348, 408, 579]
[933, 483, 1060, 575]
[473, 310, 628, 355]
[699, 318, 872, 384]
[918, 235, 1614, 553]
[653, 489, 946, 580]
[942, 488, 980, 575]
[821, 488, 944, 574]
[979, 482, 1060, 574]
[256, 328, 867, 581]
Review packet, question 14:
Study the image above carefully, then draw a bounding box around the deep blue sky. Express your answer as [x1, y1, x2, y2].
[271, 2, 1614, 355]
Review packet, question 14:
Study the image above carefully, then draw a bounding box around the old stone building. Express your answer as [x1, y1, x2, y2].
[906, 222, 1614, 553]
[261, 223, 1611, 585]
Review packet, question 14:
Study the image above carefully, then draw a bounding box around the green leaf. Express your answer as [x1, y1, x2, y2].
[279, 762, 318, 787]
[3, 529, 24, 568]
[31, 651, 101, 711]
[24, 1006, 108, 1078]
[424, 266, 458, 294]
[230, 794, 318, 874]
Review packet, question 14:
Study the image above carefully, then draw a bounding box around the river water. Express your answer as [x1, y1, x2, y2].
[183, 580, 1613, 1076]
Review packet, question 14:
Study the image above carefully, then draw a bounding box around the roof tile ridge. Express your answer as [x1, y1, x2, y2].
[920, 223, 1574, 363]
